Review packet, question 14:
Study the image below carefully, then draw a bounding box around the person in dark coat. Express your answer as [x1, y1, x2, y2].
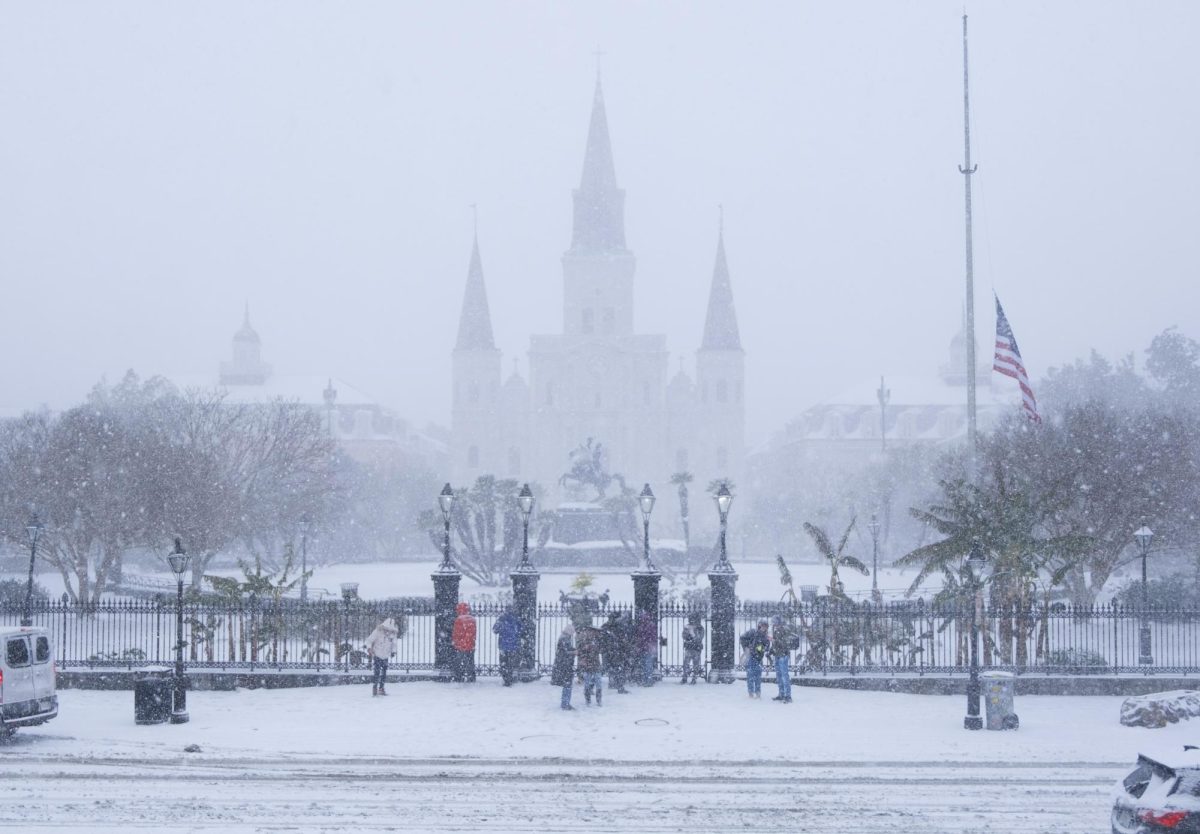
[635, 610, 659, 686]
[601, 611, 629, 694]
[680, 613, 705, 684]
[619, 611, 638, 689]
[576, 625, 605, 706]
[739, 619, 770, 699]
[492, 606, 522, 686]
[770, 615, 797, 703]
[551, 623, 577, 710]
[451, 602, 477, 683]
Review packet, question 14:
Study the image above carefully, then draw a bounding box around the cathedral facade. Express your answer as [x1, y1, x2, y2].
[450, 79, 745, 506]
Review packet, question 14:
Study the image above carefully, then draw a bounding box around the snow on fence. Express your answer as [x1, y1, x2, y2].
[2, 597, 1197, 677]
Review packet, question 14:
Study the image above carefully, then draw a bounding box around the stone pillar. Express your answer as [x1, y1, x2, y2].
[510, 564, 540, 681]
[432, 566, 461, 675]
[708, 565, 738, 684]
[632, 569, 662, 683]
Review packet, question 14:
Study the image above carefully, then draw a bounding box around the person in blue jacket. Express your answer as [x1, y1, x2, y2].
[493, 606, 522, 686]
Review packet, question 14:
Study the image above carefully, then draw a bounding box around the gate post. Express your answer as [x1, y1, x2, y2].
[632, 568, 662, 682]
[432, 565, 461, 676]
[510, 564, 540, 681]
[708, 563, 738, 684]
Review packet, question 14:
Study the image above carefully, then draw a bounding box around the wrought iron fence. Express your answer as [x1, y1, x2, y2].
[4, 597, 1198, 677]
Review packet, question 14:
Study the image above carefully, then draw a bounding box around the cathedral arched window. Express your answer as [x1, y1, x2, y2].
[545, 382, 555, 407]
[469, 382, 479, 404]
[582, 308, 594, 334]
[716, 379, 728, 404]
[508, 447, 521, 476]
[716, 446, 728, 470]
[467, 445, 479, 468]
[602, 308, 614, 333]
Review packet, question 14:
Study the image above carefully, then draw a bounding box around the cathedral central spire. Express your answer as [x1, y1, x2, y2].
[570, 75, 627, 253]
[700, 223, 743, 352]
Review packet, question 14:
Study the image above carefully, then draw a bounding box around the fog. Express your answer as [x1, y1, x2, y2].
[0, 1, 1196, 442]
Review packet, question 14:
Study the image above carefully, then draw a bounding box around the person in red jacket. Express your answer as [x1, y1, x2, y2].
[451, 602, 477, 683]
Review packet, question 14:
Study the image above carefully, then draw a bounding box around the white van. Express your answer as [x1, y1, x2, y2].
[0, 626, 58, 736]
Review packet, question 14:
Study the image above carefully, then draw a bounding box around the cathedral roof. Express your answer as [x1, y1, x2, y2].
[454, 235, 497, 351]
[700, 227, 742, 351]
[569, 76, 627, 254]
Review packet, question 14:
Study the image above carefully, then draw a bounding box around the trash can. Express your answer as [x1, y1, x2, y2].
[134, 673, 173, 725]
[981, 671, 1019, 730]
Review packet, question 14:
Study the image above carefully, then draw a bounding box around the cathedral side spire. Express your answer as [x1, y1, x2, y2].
[700, 222, 742, 352]
[569, 74, 627, 253]
[455, 233, 497, 351]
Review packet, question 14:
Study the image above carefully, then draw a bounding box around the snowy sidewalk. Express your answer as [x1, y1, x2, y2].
[2, 678, 1179, 766]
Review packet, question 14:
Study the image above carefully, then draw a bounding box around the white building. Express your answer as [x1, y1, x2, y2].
[450, 78, 745, 503]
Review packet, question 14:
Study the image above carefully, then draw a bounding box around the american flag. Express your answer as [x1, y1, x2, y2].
[993, 294, 1042, 424]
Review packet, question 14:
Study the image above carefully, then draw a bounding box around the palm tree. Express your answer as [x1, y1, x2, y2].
[669, 471, 693, 551]
[804, 517, 869, 599]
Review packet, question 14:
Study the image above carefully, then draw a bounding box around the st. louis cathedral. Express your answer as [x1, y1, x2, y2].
[450, 77, 745, 504]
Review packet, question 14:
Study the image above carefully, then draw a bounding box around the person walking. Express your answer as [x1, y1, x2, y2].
[451, 602, 477, 683]
[601, 611, 629, 694]
[634, 610, 659, 687]
[577, 623, 604, 706]
[492, 606, 522, 686]
[681, 613, 706, 684]
[770, 615, 797, 703]
[739, 619, 770, 699]
[619, 611, 638, 690]
[551, 623, 577, 710]
[365, 617, 399, 697]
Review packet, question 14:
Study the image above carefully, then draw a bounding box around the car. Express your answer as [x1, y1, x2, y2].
[1113, 747, 1200, 832]
[0, 626, 58, 737]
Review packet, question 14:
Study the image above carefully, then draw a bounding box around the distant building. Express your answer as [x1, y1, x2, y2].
[185, 307, 444, 470]
[450, 77, 745, 504]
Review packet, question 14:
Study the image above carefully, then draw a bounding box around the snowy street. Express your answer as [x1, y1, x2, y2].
[5, 754, 1119, 832]
[1, 681, 1167, 832]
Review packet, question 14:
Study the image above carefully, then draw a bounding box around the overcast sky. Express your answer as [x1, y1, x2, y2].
[1, 1, 1196, 443]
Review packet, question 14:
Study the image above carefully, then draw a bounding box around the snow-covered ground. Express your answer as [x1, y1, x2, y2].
[0, 680, 1178, 831]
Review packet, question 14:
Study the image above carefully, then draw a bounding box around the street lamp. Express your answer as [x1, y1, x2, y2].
[868, 514, 881, 603]
[1134, 525, 1154, 666]
[964, 539, 986, 731]
[437, 484, 455, 571]
[340, 582, 358, 673]
[323, 378, 338, 438]
[637, 483, 657, 572]
[713, 483, 733, 572]
[20, 512, 43, 627]
[166, 537, 190, 724]
[517, 483, 534, 570]
[299, 513, 311, 603]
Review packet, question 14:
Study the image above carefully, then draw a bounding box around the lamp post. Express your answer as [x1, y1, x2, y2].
[1134, 525, 1154, 666]
[707, 482, 738, 683]
[638, 483, 657, 573]
[323, 378, 338, 439]
[713, 483, 733, 571]
[438, 484, 455, 570]
[517, 483, 534, 569]
[166, 537, 190, 724]
[299, 513, 311, 604]
[868, 514, 881, 604]
[964, 540, 986, 731]
[20, 512, 43, 627]
[510, 483, 540, 679]
[340, 582, 358, 674]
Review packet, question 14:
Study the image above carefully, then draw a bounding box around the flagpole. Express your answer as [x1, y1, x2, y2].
[958, 13, 979, 478]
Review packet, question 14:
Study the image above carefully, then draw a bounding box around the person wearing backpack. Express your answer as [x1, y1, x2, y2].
[770, 615, 797, 703]
[680, 613, 705, 684]
[739, 619, 770, 699]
